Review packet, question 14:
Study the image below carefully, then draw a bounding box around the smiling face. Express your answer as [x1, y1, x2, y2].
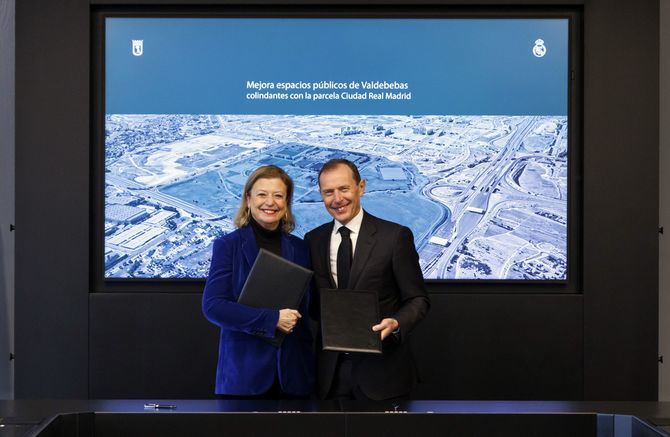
[318, 163, 366, 225]
[247, 177, 288, 231]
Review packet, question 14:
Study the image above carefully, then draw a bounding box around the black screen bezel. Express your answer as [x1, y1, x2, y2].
[91, 4, 582, 293]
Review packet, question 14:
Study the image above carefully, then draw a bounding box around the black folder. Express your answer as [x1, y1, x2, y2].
[320, 289, 382, 354]
[237, 249, 313, 346]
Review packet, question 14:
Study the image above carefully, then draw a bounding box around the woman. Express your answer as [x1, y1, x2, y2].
[202, 165, 314, 398]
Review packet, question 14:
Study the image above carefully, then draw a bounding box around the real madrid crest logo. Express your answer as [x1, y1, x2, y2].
[533, 39, 547, 58]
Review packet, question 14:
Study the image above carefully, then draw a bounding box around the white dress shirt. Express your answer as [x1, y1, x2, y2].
[329, 208, 364, 287]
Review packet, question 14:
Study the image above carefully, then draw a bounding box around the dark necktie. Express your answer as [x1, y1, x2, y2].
[337, 226, 352, 289]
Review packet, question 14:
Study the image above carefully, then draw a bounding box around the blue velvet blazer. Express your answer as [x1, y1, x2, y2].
[202, 225, 315, 396]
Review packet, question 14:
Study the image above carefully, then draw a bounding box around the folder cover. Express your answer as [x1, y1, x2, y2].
[238, 249, 313, 346]
[320, 289, 382, 354]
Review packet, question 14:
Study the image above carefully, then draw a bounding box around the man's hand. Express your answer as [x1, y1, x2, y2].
[372, 318, 399, 340]
[277, 309, 301, 334]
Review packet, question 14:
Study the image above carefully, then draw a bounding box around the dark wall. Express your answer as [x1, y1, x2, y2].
[0, 0, 16, 400]
[15, 0, 659, 400]
[16, 0, 90, 398]
[581, 0, 659, 400]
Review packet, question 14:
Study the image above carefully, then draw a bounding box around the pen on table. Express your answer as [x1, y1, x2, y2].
[144, 403, 177, 409]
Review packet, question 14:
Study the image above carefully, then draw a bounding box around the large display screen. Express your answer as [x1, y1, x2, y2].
[103, 17, 569, 281]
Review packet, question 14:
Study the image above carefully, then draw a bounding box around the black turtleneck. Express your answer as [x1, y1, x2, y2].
[249, 217, 282, 256]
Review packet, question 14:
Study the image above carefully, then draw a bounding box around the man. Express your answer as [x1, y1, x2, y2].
[305, 158, 430, 401]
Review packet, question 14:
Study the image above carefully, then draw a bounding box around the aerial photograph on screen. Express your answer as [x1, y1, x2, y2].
[104, 113, 567, 280]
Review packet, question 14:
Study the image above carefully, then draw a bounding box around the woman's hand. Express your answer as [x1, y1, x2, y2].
[277, 309, 302, 333]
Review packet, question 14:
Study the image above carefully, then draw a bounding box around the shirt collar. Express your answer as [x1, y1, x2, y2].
[333, 208, 364, 235]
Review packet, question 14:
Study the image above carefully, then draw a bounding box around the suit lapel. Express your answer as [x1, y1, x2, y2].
[240, 225, 259, 268]
[320, 222, 336, 289]
[348, 212, 377, 289]
[280, 232, 295, 261]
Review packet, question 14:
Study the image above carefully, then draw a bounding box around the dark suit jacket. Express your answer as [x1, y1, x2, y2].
[304, 211, 430, 400]
[202, 225, 315, 396]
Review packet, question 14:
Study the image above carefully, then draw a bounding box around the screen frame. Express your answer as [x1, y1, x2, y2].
[91, 4, 582, 293]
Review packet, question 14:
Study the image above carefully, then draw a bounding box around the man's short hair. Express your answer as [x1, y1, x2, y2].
[318, 159, 361, 187]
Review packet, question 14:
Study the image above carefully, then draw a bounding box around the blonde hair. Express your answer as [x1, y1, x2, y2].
[234, 165, 295, 233]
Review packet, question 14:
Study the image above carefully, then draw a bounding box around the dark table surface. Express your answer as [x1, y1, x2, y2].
[2, 400, 670, 419]
[2, 401, 670, 437]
